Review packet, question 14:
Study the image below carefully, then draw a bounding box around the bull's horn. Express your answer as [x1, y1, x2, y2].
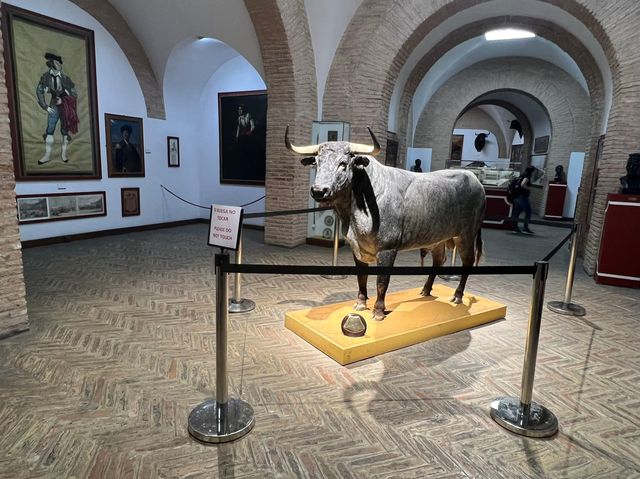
[349, 128, 381, 156]
[284, 125, 319, 155]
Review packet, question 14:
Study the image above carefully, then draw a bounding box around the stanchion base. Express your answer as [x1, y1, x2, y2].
[490, 397, 558, 438]
[188, 398, 255, 443]
[228, 299, 256, 313]
[547, 301, 586, 316]
[438, 275, 460, 282]
[321, 274, 347, 280]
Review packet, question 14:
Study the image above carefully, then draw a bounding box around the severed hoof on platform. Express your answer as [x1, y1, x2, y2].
[420, 288, 432, 297]
[341, 313, 367, 337]
[450, 296, 463, 304]
[372, 310, 386, 321]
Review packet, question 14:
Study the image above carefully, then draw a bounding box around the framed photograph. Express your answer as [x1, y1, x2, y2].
[105, 113, 145, 177]
[2, 5, 101, 181]
[121, 187, 140, 217]
[16, 191, 106, 223]
[218, 90, 267, 185]
[167, 136, 180, 167]
[534, 135, 550, 154]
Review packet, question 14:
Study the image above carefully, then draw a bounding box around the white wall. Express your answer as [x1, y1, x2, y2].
[452, 129, 499, 165]
[304, 0, 363, 120]
[9, 0, 197, 241]
[406, 147, 432, 172]
[10, 0, 266, 240]
[198, 56, 266, 226]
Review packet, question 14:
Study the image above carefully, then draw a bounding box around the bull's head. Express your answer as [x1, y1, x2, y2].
[285, 126, 380, 202]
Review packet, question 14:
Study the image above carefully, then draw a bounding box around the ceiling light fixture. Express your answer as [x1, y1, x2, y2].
[485, 28, 535, 41]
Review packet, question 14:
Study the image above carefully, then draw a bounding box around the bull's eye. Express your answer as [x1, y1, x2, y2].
[339, 161, 348, 170]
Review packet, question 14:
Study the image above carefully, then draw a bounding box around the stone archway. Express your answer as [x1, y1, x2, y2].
[69, 0, 165, 119]
[414, 57, 591, 215]
[244, 0, 317, 246]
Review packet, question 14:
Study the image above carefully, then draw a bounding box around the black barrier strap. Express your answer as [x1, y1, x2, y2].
[484, 215, 574, 229]
[222, 263, 535, 276]
[244, 205, 333, 219]
[542, 226, 575, 262]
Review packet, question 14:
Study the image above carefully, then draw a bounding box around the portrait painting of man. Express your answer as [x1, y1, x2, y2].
[105, 114, 145, 177]
[218, 90, 267, 185]
[2, 5, 101, 180]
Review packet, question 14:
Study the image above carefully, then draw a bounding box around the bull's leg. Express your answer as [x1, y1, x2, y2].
[373, 250, 397, 321]
[421, 243, 446, 297]
[419, 248, 428, 267]
[451, 238, 475, 304]
[353, 255, 369, 311]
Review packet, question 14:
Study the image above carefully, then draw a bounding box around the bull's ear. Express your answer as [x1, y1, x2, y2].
[301, 156, 316, 166]
[353, 155, 369, 169]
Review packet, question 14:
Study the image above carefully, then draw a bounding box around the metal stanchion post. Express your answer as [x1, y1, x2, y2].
[322, 215, 347, 280]
[188, 253, 255, 443]
[438, 246, 461, 281]
[228, 232, 256, 313]
[547, 224, 586, 316]
[490, 261, 558, 438]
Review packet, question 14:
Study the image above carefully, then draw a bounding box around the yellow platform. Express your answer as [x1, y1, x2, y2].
[285, 284, 506, 365]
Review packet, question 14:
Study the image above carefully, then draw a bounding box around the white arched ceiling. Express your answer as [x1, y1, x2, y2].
[474, 91, 552, 139]
[108, 0, 264, 87]
[388, 0, 612, 135]
[404, 35, 586, 139]
[304, 0, 363, 119]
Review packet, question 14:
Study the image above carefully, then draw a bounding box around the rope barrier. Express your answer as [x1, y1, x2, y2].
[160, 185, 265, 209]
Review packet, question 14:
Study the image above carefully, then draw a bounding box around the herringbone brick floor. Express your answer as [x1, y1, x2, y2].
[0, 223, 638, 478]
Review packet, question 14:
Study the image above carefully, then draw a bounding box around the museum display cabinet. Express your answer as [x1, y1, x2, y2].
[596, 193, 640, 288]
[544, 183, 568, 219]
[447, 162, 520, 229]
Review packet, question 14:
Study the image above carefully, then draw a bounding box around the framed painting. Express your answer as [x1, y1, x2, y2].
[16, 191, 106, 223]
[105, 113, 145, 177]
[167, 136, 180, 167]
[218, 90, 267, 185]
[2, 5, 101, 181]
[121, 187, 140, 217]
[534, 135, 550, 154]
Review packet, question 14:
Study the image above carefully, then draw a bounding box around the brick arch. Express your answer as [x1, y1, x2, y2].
[244, 0, 317, 246]
[68, 0, 165, 119]
[463, 98, 535, 167]
[323, 1, 615, 148]
[395, 16, 604, 169]
[414, 57, 591, 215]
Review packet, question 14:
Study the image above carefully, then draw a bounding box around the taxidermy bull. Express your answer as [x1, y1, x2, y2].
[286, 127, 486, 321]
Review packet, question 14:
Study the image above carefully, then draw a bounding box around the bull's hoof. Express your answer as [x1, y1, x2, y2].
[420, 288, 432, 297]
[372, 310, 385, 321]
[353, 302, 367, 311]
[450, 296, 463, 305]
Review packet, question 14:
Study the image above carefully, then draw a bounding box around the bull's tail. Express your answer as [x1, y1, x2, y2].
[474, 228, 483, 266]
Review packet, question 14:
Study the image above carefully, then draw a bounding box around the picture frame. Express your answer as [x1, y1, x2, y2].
[16, 191, 106, 223]
[533, 135, 550, 154]
[105, 113, 145, 177]
[120, 187, 140, 217]
[167, 136, 180, 167]
[2, 5, 101, 181]
[218, 90, 267, 185]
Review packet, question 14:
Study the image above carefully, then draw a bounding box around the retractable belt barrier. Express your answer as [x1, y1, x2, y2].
[188, 203, 585, 443]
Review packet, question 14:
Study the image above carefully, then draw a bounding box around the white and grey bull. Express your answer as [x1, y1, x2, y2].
[286, 127, 486, 320]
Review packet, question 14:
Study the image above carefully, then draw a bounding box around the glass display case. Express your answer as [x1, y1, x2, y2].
[306, 121, 350, 245]
[446, 160, 520, 188]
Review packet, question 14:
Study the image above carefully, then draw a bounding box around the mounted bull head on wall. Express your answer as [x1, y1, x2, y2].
[474, 132, 491, 152]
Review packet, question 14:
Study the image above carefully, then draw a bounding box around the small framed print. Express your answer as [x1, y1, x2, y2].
[16, 191, 106, 223]
[167, 136, 180, 167]
[121, 187, 140, 217]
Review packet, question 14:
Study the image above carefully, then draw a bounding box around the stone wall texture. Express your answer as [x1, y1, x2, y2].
[0, 0, 29, 338]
